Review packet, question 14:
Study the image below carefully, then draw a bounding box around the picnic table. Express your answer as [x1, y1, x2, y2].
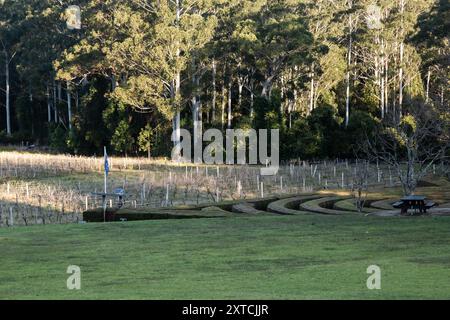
[392, 195, 437, 215]
[91, 188, 125, 209]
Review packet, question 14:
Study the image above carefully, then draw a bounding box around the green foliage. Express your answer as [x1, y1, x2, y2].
[0, 0, 445, 161]
[137, 123, 153, 158]
[48, 124, 69, 152]
[345, 110, 379, 157]
[282, 118, 320, 159]
[307, 105, 342, 157]
[66, 78, 110, 154]
[111, 120, 135, 156]
[253, 96, 282, 130]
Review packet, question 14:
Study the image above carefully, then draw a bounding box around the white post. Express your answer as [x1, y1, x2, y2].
[260, 182, 264, 198]
[280, 176, 283, 191]
[165, 184, 169, 206]
[237, 180, 242, 198]
[142, 184, 146, 200]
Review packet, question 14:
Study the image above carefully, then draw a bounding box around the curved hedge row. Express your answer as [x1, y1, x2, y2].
[333, 199, 379, 213]
[299, 196, 352, 215]
[83, 206, 234, 222]
[83, 194, 409, 222]
[232, 202, 268, 214]
[267, 195, 321, 215]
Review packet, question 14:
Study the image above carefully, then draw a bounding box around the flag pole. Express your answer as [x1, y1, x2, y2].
[104, 146, 107, 194]
[103, 146, 107, 223]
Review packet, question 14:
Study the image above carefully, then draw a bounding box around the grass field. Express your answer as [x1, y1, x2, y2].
[1, 213, 450, 299]
[1, 151, 449, 299]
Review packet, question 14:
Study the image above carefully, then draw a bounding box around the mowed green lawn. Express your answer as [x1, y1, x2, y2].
[1, 214, 450, 299]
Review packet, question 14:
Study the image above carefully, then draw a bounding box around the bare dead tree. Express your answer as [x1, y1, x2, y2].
[361, 100, 449, 195]
[351, 160, 370, 212]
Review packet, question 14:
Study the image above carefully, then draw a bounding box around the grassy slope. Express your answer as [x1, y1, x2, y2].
[1, 214, 450, 299]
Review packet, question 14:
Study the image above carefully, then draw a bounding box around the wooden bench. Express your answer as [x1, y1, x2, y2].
[424, 202, 437, 211]
[392, 201, 404, 209]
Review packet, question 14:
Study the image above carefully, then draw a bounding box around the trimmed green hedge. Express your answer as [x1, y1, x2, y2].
[299, 197, 352, 215]
[267, 195, 321, 215]
[83, 207, 233, 222]
[232, 202, 267, 214]
[83, 196, 286, 222]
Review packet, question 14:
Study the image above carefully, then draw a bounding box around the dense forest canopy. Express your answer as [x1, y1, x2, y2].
[0, 0, 448, 159]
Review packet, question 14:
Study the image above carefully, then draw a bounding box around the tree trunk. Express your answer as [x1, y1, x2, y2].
[425, 68, 431, 103]
[53, 80, 58, 123]
[212, 58, 216, 122]
[309, 62, 315, 114]
[57, 81, 62, 102]
[47, 85, 52, 122]
[250, 90, 254, 118]
[191, 64, 202, 164]
[221, 83, 226, 129]
[111, 74, 116, 91]
[172, 72, 181, 149]
[4, 50, 11, 135]
[345, 7, 352, 127]
[172, 0, 182, 148]
[238, 79, 243, 111]
[75, 91, 79, 111]
[399, 42, 404, 117]
[380, 38, 385, 119]
[280, 75, 285, 113]
[66, 81, 72, 130]
[29, 85, 34, 136]
[261, 77, 273, 99]
[385, 56, 389, 114]
[398, 0, 405, 118]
